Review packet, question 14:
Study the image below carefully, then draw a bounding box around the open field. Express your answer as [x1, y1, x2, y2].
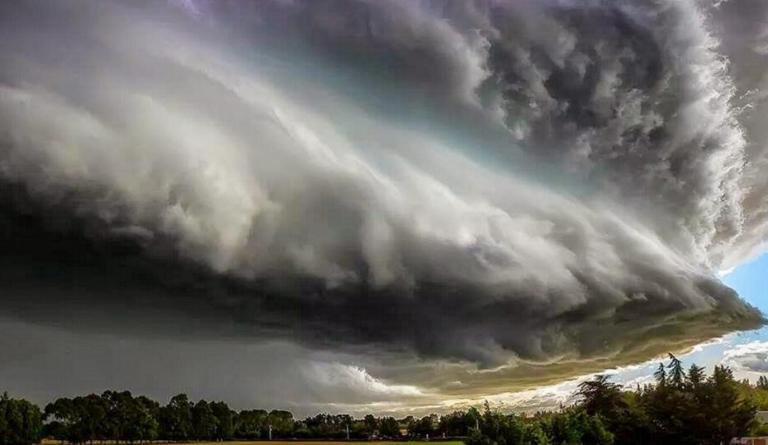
[41, 442, 464, 445]
[175, 443, 463, 445]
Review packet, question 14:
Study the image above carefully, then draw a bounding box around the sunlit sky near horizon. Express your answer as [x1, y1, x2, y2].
[600, 254, 768, 392]
[508, 255, 768, 412]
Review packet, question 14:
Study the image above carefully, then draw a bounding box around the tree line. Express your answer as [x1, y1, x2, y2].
[2, 354, 768, 445]
[6, 391, 475, 444]
[469, 354, 762, 445]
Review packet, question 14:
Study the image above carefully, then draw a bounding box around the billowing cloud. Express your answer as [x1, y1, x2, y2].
[303, 363, 423, 401]
[0, 0, 767, 409]
[723, 340, 768, 373]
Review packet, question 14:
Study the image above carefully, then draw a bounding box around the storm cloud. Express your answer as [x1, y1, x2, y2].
[1, 0, 767, 407]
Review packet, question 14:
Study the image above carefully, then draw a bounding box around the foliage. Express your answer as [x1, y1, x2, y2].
[0, 393, 42, 445]
[540, 409, 613, 445]
[160, 393, 193, 441]
[9, 355, 768, 444]
[267, 410, 295, 438]
[191, 400, 217, 441]
[380, 416, 401, 438]
[575, 360, 755, 445]
[233, 408, 267, 439]
[409, 414, 438, 438]
[752, 421, 768, 437]
[211, 401, 234, 441]
[440, 409, 481, 437]
[467, 357, 759, 445]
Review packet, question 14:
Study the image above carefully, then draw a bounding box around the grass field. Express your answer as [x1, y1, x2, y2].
[179, 442, 464, 445]
[41, 441, 464, 445]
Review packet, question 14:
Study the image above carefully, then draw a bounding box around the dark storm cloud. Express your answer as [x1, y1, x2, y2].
[0, 0, 765, 386]
[708, 0, 768, 271]
[198, 0, 758, 266]
[735, 354, 768, 373]
[0, 319, 426, 417]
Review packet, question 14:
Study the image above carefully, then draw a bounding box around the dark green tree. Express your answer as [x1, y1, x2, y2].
[439, 410, 475, 437]
[102, 390, 139, 443]
[0, 393, 42, 445]
[363, 414, 378, 436]
[667, 354, 686, 389]
[409, 414, 437, 439]
[687, 364, 706, 388]
[44, 397, 90, 444]
[577, 375, 624, 417]
[266, 410, 294, 438]
[124, 395, 159, 443]
[707, 365, 755, 445]
[380, 416, 400, 439]
[233, 409, 267, 439]
[653, 363, 667, 387]
[160, 393, 193, 441]
[191, 400, 217, 441]
[540, 409, 613, 445]
[211, 401, 234, 441]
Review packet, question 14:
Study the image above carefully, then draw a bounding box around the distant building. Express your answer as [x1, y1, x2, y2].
[732, 412, 768, 445]
[733, 438, 768, 445]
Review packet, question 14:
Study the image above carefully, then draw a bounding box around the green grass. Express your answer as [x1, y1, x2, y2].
[41, 441, 464, 445]
[188, 442, 463, 445]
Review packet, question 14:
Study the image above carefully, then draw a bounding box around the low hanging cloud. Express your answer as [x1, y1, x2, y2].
[723, 341, 768, 373]
[0, 0, 766, 395]
[303, 363, 424, 401]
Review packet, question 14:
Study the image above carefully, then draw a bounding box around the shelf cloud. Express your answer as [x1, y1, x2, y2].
[1, 0, 767, 406]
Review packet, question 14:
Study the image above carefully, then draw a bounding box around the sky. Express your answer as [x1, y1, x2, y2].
[1, 0, 768, 417]
[568, 253, 768, 409]
[724, 255, 768, 309]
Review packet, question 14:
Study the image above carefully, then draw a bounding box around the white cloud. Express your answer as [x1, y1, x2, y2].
[304, 363, 424, 398]
[721, 340, 768, 374]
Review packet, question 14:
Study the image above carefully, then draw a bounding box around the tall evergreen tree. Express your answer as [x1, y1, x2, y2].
[653, 363, 667, 387]
[687, 364, 706, 388]
[578, 375, 624, 417]
[667, 354, 686, 388]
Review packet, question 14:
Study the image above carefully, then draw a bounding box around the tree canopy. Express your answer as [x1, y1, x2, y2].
[0, 393, 41, 445]
[5, 356, 768, 445]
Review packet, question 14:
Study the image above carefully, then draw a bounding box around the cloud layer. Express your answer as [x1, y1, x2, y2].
[0, 0, 766, 401]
